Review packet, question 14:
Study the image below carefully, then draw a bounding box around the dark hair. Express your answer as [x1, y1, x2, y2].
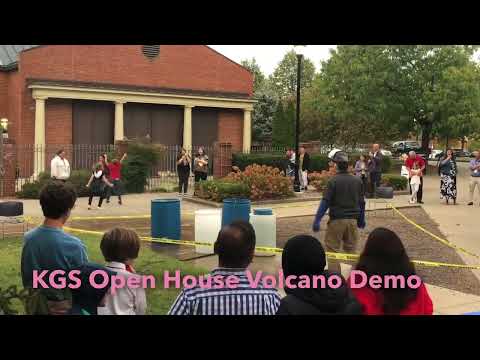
[40, 182, 77, 219]
[214, 221, 256, 268]
[100, 228, 141, 263]
[337, 161, 349, 171]
[282, 235, 326, 277]
[355, 227, 418, 314]
[56, 149, 65, 156]
[445, 148, 455, 159]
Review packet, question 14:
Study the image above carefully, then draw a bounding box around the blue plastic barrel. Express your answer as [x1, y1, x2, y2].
[222, 198, 251, 227]
[253, 208, 273, 216]
[151, 199, 181, 240]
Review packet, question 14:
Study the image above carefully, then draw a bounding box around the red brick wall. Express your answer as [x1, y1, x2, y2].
[7, 72, 22, 142]
[46, 99, 72, 145]
[19, 45, 253, 96]
[0, 73, 8, 119]
[218, 109, 243, 152]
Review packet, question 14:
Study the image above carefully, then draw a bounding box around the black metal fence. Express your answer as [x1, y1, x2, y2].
[8, 144, 222, 195]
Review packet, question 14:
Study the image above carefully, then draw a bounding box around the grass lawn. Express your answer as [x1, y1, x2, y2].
[0, 231, 208, 315]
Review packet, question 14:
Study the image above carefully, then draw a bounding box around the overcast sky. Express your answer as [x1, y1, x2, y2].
[209, 45, 336, 75]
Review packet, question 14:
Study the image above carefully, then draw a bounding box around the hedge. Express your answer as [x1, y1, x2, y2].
[232, 153, 329, 173]
[196, 180, 250, 202]
[16, 170, 91, 199]
[381, 174, 408, 190]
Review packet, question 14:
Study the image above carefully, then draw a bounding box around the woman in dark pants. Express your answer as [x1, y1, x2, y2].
[193, 147, 209, 196]
[177, 147, 191, 197]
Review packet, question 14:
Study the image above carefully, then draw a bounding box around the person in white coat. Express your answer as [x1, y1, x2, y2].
[50, 149, 71, 181]
[97, 228, 147, 315]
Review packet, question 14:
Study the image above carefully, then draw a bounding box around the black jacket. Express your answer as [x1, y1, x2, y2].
[370, 151, 383, 174]
[276, 271, 363, 315]
[300, 153, 310, 172]
[323, 171, 364, 220]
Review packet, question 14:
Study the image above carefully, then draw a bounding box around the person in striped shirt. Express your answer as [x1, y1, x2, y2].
[168, 221, 281, 315]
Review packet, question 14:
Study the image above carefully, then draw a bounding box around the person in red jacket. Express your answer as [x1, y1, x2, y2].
[348, 227, 433, 315]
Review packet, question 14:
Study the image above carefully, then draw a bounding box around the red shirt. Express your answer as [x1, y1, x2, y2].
[405, 156, 426, 174]
[348, 281, 433, 315]
[107, 163, 122, 180]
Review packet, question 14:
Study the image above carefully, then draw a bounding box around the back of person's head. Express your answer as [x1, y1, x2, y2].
[355, 227, 417, 314]
[282, 235, 326, 278]
[337, 161, 348, 172]
[214, 221, 256, 268]
[100, 228, 141, 263]
[40, 182, 77, 220]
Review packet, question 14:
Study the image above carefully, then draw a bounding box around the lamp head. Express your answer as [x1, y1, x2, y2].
[0, 118, 8, 131]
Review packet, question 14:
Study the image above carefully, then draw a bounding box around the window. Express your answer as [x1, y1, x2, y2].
[142, 45, 160, 60]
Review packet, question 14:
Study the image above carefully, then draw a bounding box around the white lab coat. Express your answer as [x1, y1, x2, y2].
[50, 155, 71, 180]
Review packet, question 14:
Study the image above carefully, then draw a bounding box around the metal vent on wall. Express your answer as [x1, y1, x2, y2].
[142, 45, 160, 59]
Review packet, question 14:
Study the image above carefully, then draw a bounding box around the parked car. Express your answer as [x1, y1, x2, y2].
[380, 149, 392, 157]
[429, 150, 444, 160]
[392, 140, 422, 155]
[452, 149, 471, 158]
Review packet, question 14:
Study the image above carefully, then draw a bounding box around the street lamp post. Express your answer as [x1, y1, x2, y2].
[293, 46, 305, 193]
[0, 118, 8, 198]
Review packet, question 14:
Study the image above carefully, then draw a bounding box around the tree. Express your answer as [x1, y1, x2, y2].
[272, 99, 295, 148]
[430, 63, 480, 149]
[269, 50, 316, 99]
[241, 58, 266, 93]
[316, 45, 480, 151]
[251, 89, 277, 143]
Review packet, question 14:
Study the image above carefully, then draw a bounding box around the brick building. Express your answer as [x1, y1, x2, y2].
[0, 45, 255, 175]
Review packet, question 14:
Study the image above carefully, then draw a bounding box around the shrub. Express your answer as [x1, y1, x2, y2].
[232, 153, 330, 173]
[308, 169, 336, 192]
[197, 180, 250, 202]
[232, 153, 287, 172]
[121, 142, 164, 193]
[16, 170, 91, 199]
[381, 174, 408, 190]
[224, 164, 293, 201]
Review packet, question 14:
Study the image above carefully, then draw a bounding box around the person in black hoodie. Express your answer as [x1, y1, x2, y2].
[277, 235, 363, 315]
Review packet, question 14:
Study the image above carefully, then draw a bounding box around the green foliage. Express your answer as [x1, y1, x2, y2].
[232, 153, 330, 173]
[0, 285, 29, 315]
[269, 50, 316, 99]
[241, 58, 266, 93]
[272, 99, 295, 148]
[16, 170, 91, 199]
[197, 180, 250, 202]
[381, 174, 408, 190]
[122, 142, 163, 193]
[232, 153, 287, 171]
[252, 90, 278, 143]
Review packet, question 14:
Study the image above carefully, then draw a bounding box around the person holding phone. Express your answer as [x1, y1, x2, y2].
[177, 147, 191, 197]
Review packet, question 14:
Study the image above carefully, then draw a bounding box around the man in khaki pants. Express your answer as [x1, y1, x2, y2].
[468, 151, 480, 206]
[312, 149, 366, 273]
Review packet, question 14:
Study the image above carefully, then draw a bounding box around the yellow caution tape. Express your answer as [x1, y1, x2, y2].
[60, 224, 480, 270]
[388, 203, 480, 260]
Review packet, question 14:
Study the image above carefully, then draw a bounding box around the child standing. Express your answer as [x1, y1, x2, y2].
[105, 153, 127, 205]
[86, 163, 113, 210]
[97, 228, 147, 315]
[409, 162, 422, 204]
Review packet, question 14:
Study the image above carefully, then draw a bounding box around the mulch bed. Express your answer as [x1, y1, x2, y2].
[68, 207, 480, 295]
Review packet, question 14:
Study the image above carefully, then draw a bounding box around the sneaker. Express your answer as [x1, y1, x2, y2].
[418, 201, 424, 204]
[88, 205, 91, 210]
[468, 202, 474, 206]
[97, 206, 103, 210]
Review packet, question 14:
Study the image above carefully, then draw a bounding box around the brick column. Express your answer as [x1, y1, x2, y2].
[213, 142, 232, 179]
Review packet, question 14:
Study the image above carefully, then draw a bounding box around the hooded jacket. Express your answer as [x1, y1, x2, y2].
[277, 271, 363, 315]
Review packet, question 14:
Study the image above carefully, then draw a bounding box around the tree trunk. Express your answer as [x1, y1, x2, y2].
[421, 123, 432, 154]
[461, 137, 466, 150]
